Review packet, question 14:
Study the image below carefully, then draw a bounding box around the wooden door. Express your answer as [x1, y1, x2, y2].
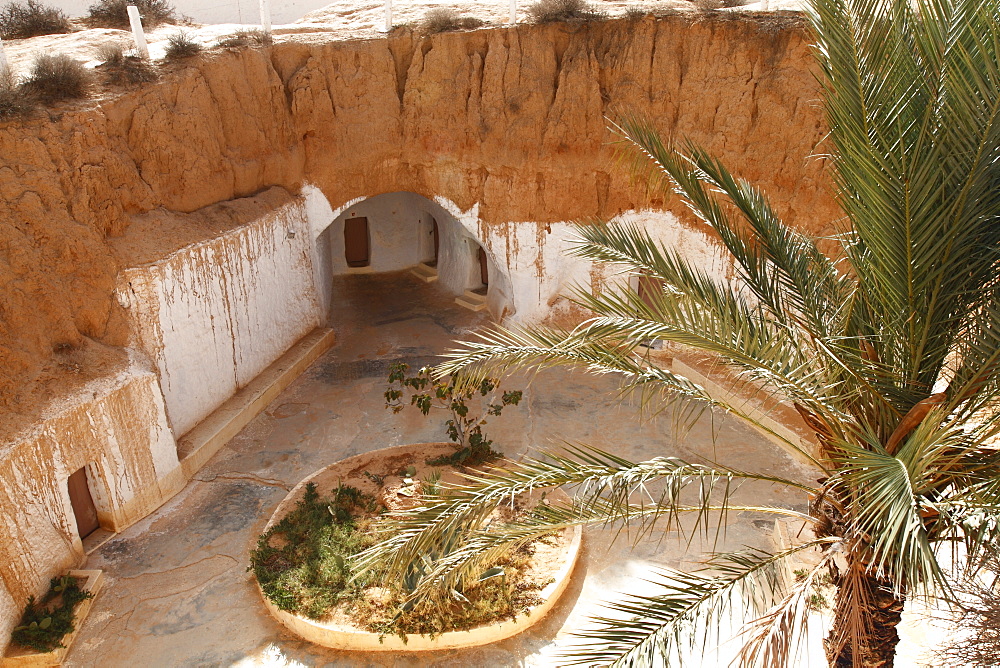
[68, 467, 99, 539]
[478, 247, 489, 286]
[637, 275, 663, 311]
[432, 218, 439, 264]
[344, 217, 370, 267]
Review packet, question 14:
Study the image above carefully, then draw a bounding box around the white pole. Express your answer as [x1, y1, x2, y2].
[126, 6, 149, 59]
[259, 0, 272, 36]
[381, 0, 392, 33]
[509, 0, 517, 24]
[0, 37, 9, 77]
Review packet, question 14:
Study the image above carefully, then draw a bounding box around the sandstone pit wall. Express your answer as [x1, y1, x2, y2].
[1, 13, 834, 437]
[0, 12, 838, 646]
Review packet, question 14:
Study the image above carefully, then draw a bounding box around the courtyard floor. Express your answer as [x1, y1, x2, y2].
[65, 271, 816, 667]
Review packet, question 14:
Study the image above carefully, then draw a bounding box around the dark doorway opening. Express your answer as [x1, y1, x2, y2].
[344, 217, 370, 267]
[431, 218, 439, 267]
[637, 275, 664, 311]
[68, 466, 100, 539]
[478, 246, 489, 287]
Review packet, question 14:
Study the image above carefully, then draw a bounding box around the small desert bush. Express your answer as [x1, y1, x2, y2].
[0, 69, 34, 119]
[164, 30, 201, 60]
[526, 0, 605, 24]
[624, 5, 648, 21]
[0, 0, 69, 39]
[97, 42, 156, 85]
[422, 8, 484, 34]
[217, 28, 271, 49]
[21, 54, 90, 104]
[87, 0, 175, 30]
[933, 565, 1000, 667]
[692, 0, 747, 8]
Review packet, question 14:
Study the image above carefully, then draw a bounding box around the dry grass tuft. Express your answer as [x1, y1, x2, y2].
[164, 30, 202, 60]
[422, 7, 484, 34]
[526, 0, 606, 24]
[0, 69, 34, 119]
[0, 0, 69, 39]
[97, 42, 157, 86]
[623, 5, 648, 21]
[217, 28, 272, 49]
[87, 0, 175, 30]
[20, 54, 90, 104]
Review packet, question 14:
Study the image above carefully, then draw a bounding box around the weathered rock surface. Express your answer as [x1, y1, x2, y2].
[0, 13, 835, 439]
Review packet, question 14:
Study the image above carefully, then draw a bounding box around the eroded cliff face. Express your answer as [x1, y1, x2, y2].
[0, 12, 835, 439]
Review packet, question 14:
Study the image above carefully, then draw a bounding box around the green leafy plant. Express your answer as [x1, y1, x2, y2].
[86, 0, 175, 29]
[385, 362, 522, 467]
[422, 469, 442, 496]
[0, 0, 69, 39]
[250, 479, 547, 637]
[11, 576, 92, 652]
[249, 482, 376, 619]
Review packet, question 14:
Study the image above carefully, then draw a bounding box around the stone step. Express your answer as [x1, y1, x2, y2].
[455, 293, 487, 312]
[410, 262, 438, 283]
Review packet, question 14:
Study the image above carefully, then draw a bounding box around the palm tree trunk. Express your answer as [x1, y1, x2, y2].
[825, 570, 906, 667]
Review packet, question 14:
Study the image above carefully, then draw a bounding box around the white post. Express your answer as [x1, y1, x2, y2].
[126, 6, 149, 59]
[0, 37, 9, 78]
[380, 0, 392, 33]
[259, 0, 272, 36]
[509, 0, 517, 24]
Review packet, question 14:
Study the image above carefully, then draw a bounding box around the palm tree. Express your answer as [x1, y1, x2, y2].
[354, 0, 1000, 664]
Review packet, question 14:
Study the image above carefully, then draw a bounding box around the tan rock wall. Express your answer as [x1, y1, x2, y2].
[1, 15, 834, 435]
[0, 14, 837, 639]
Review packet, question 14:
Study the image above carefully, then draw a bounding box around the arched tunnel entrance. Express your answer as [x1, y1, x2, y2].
[314, 192, 513, 319]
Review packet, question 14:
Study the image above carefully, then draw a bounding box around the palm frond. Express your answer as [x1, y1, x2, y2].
[561, 541, 839, 667]
[353, 445, 819, 603]
[437, 324, 826, 466]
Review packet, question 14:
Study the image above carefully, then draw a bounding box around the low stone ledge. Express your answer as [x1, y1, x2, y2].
[178, 327, 335, 480]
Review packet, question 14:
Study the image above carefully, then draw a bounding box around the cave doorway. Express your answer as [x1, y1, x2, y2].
[320, 192, 513, 318]
[431, 218, 439, 266]
[478, 246, 489, 287]
[637, 274, 663, 311]
[344, 217, 370, 268]
[68, 466, 100, 539]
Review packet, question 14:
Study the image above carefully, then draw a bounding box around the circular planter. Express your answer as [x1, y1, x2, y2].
[256, 442, 582, 651]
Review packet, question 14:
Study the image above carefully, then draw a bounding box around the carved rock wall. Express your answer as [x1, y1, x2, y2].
[0, 14, 837, 644]
[1, 14, 833, 435]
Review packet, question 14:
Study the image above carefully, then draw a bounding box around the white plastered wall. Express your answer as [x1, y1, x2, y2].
[437, 200, 729, 325]
[321, 191, 511, 310]
[319, 191, 727, 325]
[119, 196, 324, 437]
